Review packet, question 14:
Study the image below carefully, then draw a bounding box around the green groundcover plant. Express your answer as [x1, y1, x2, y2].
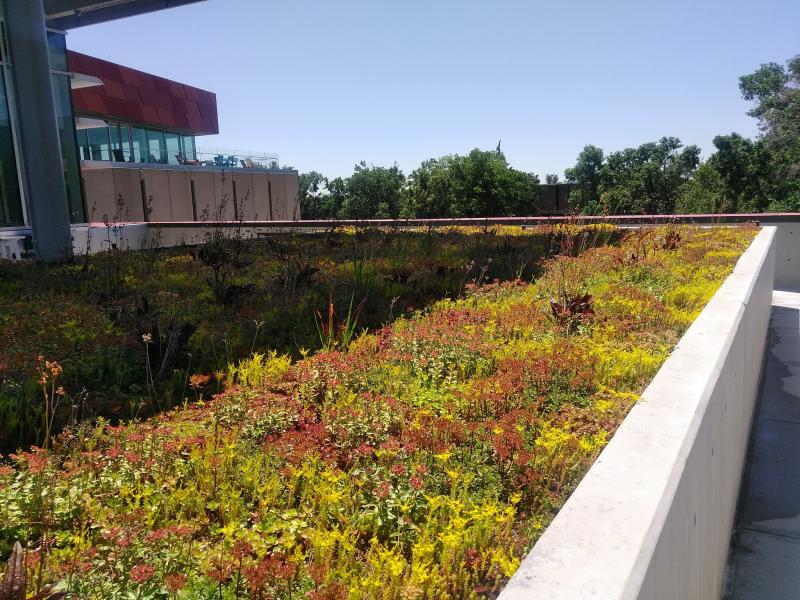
[0, 225, 619, 451]
[0, 225, 756, 599]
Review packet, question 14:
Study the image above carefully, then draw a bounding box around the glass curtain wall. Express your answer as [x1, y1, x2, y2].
[147, 129, 166, 163]
[181, 135, 196, 161]
[131, 126, 148, 163]
[0, 17, 23, 226]
[0, 69, 21, 225]
[85, 126, 111, 160]
[51, 72, 84, 221]
[165, 132, 180, 164]
[114, 124, 130, 161]
[78, 121, 197, 165]
[48, 30, 85, 222]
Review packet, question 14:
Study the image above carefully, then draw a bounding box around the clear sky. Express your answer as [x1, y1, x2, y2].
[66, 0, 799, 179]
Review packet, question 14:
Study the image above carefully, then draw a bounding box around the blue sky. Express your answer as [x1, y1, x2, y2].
[66, 0, 799, 179]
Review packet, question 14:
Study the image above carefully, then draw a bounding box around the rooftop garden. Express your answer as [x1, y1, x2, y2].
[0, 224, 619, 452]
[0, 224, 756, 599]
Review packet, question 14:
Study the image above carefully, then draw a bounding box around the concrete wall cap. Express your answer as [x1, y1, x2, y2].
[498, 226, 776, 600]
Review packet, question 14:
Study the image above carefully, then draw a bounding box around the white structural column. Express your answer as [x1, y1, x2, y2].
[4, 0, 73, 262]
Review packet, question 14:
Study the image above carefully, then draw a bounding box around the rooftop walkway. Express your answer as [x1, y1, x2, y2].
[728, 289, 800, 599]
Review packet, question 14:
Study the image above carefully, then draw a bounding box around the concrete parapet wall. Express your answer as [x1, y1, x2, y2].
[80, 163, 300, 225]
[70, 223, 310, 254]
[771, 221, 799, 290]
[498, 227, 776, 600]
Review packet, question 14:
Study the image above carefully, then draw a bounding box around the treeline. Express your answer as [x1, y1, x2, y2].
[299, 149, 540, 220]
[299, 54, 799, 219]
[567, 54, 799, 214]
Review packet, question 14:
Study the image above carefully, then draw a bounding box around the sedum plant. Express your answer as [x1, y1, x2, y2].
[0, 225, 756, 599]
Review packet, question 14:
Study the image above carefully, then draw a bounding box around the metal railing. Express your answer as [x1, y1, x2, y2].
[195, 148, 280, 169]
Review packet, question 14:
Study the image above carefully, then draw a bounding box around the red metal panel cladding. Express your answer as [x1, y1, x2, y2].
[67, 50, 219, 135]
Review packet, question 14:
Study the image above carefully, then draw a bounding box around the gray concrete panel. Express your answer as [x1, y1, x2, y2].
[267, 174, 287, 220]
[141, 169, 171, 222]
[112, 168, 144, 221]
[81, 169, 116, 222]
[251, 173, 270, 221]
[232, 172, 256, 221]
[190, 170, 214, 221]
[285, 174, 300, 220]
[772, 223, 799, 291]
[212, 171, 234, 221]
[167, 170, 193, 221]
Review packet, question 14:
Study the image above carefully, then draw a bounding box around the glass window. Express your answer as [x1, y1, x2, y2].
[147, 129, 166, 163]
[165, 132, 181, 165]
[108, 124, 130, 162]
[117, 124, 131, 162]
[85, 126, 111, 161]
[131, 127, 148, 163]
[107, 124, 118, 160]
[46, 31, 68, 72]
[0, 68, 22, 226]
[181, 135, 196, 161]
[51, 72, 85, 222]
[76, 129, 90, 160]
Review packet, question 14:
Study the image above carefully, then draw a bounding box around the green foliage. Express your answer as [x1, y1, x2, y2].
[340, 162, 406, 219]
[739, 55, 800, 210]
[680, 54, 800, 213]
[676, 161, 727, 214]
[679, 134, 775, 213]
[0, 225, 757, 599]
[225, 351, 292, 389]
[600, 137, 700, 214]
[1, 226, 604, 451]
[566, 139, 701, 215]
[562, 53, 799, 215]
[299, 164, 406, 220]
[314, 295, 363, 352]
[564, 144, 604, 211]
[403, 148, 540, 217]
[298, 171, 338, 220]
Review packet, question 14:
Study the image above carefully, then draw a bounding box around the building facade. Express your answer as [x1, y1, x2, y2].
[0, 0, 298, 261]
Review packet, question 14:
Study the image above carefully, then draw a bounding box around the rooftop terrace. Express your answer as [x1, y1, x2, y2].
[0, 217, 798, 599]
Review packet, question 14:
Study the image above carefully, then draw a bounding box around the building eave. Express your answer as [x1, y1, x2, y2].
[44, 0, 206, 30]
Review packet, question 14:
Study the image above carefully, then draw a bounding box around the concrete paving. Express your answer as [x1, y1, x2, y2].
[729, 290, 800, 599]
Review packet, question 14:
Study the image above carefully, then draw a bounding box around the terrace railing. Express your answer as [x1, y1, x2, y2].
[195, 148, 280, 169]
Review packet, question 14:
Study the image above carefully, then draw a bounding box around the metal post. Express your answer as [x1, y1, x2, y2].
[4, 0, 73, 261]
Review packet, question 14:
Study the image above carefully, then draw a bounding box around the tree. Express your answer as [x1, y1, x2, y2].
[676, 161, 728, 214]
[678, 135, 766, 214]
[545, 173, 559, 184]
[298, 171, 328, 219]
[403, 148, 539, 218]
[707, 133, 773, 212]
[326, 177, 347, 217]
[682, 55, 800, 214]
[738, 55, 800, 210]
[564, 145, 604, 213]
[599, 137, 700, 214]
[339, 162, 406, 219]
